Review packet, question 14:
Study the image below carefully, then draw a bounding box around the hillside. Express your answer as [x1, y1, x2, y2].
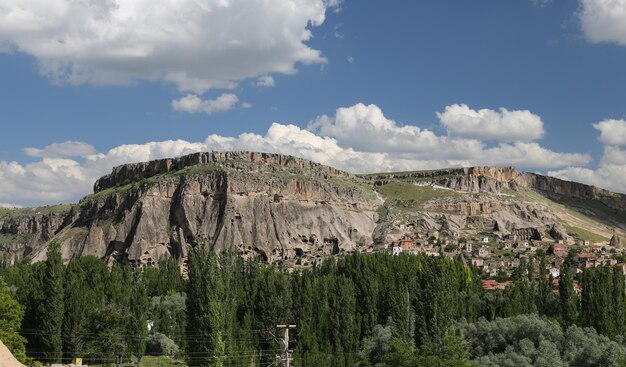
[0, 151, 624, 272]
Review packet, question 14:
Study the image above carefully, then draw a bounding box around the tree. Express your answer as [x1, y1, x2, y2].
[127, 270, 149, 364]
[0, 275, 27, 363]
[186, 246, 225, 367]
[63, 256, 108, 360]
[558, 255, 577, 327]
[40, 241, 64, 363]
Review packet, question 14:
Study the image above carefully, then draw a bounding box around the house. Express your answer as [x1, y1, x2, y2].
[470, 258, 484, 267]
[481, 279, 511, 291]
[574, 253, 603, 268]
[392, 246, 402, 256]
[397, 237, 417, 251]
[475, 246, 490, 258]
[549, 243, 567, 257]
[549, 267, 560, 278]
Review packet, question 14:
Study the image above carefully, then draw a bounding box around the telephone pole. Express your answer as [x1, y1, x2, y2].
[277, 324, 296, 367]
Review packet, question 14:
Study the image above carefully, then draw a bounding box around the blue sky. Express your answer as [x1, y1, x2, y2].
[1, 0, 626, 206]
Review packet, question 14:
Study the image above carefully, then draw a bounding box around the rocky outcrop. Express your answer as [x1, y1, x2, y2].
[549, 224, 570, 242]
[94, 151, 350, 193]
[424, 199, 506, 215]
[610, 235, 622, 247]
[366, 166, 626, 212]
[1, 153, 624, 267]
[1, 213, 66, 240]
[16, 153, 383, 268]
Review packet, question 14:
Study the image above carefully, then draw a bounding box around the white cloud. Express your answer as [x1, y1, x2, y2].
[306, 103, 587, 167]
[23, 141, 96, 158]
[347, 56, 354, 63]
[437, 104, 545, 142]
[308, 103, 456, 155]
[172, 93, 238, 114]
[0, 0, 338, 93]
[549, 118, 626, 194]
[579, 0, 626, 45]
[256, 75, 275, 87]
[241, 102, 253, 109]
[0, 102, 597, 206]
[593, 119, 626, 146]
[549, 146, 626, 194]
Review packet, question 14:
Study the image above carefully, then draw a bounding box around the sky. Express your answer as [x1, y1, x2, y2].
[1, 0, 626, 207]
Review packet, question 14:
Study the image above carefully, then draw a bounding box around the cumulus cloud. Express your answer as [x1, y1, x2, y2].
[308, 103, 458, 155]
[0, 0, 338, 93]
[549, 118, 626, 194]
[256, 76, 275, 87]
[549, 146, 626, 194]
[593, 119, 626, 146]
[0, 102, 598, 206]
[171, 93, 238, 114]
[437, 104, 545, 142]
[579, 0, 626, 45]
[23, 141, 96, 158]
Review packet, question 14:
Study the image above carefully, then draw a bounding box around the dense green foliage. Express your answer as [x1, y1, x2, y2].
[3, 248, 626, 366]
[40, 241, 64, 363]
[0, 275, 27, 363]
[461, 314, 626, 366]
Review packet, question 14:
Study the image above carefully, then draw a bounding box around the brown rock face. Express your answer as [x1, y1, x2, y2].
[1, 154, 624, 267]
[610, 235, 622, 247]
[1, 213, 65, 240]
[16, 152, 382, 267]
[94, 151, 350, 193]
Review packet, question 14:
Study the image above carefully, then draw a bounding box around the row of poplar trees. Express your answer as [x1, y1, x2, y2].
[3, 243, 626, 366]
[185, 246, 482, 366]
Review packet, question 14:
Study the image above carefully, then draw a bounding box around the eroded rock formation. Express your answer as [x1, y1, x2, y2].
[0, 152, 624, 268]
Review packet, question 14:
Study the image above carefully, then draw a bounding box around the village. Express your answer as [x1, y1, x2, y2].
[359, 224, 624, 293]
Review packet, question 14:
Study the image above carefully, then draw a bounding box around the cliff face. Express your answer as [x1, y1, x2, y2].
[94, 151, 350, 193]
[6, 152, 382, 268]
[1, 153, 624, 267]
[367, 166, 626, 211]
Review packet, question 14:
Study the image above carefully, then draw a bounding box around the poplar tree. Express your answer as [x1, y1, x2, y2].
[40, 241, 64, 363]
[558, 257, 577, 327]
[186, 246, 225, 367]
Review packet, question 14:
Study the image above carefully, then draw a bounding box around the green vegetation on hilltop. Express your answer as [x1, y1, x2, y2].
[169, 163, 224, 177]
[376, 182, 460, 212]
[88, 164, 226, 202]
[564, 224, 609, 243]
[0, 204, 72, 222]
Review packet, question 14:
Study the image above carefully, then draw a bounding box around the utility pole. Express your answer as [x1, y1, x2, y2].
[277, 324, 296, 367]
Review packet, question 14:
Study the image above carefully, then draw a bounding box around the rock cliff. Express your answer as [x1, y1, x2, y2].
[2, 152, 382, 269]
[0, 153, 624, 267]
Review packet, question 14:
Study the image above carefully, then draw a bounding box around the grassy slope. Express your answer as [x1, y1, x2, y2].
[507, 188, 619, 241]
[0, 204, 72, 222]
[376, 182, 460, 212]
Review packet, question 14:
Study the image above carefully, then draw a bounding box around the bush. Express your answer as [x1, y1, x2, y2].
[146, 333, 179, 356]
